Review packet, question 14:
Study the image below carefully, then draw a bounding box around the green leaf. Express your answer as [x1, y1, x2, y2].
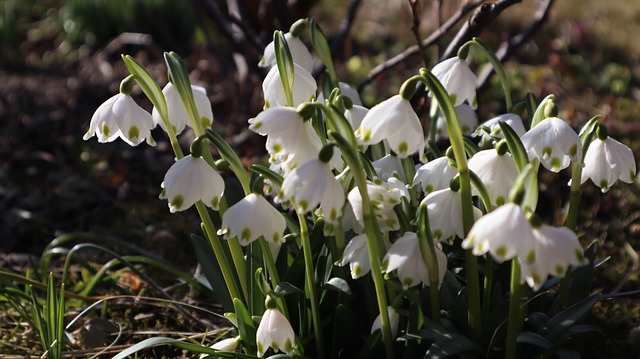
[191, 235, 234, 312]
[324, 277, 352, 295]
[355, 328, 383, 359]
[424, 333, 483, 359]
[540, 295, 600, 342]
[274, 281, 305, 296]
[122, 54, 167, 118]
[111, 337, 255, 359]
[205, 129, 251, 195]
[233, 297, 257, 348]
[274, 30, 295, 107]
[498, 121, 529, 172]
[310, 19, 337, 84]
[517, 331, 551, 349]
[249, 163, 285, 188]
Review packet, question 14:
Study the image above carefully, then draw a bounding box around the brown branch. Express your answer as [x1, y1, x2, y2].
[358, 0, 483, 90]
[330, 0, 363, 55]
[408, 0, 430, 68]
[441, 0, 524, 59]
[476, 0, 555, 88]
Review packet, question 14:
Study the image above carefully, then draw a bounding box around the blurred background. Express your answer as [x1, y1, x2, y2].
[1, 0, 640, 356]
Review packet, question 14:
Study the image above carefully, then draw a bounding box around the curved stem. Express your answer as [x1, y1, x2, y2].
[298, 213, 325, 358]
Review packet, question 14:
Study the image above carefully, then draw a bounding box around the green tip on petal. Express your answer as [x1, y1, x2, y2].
[201, 117, 212, 129]
[353, 264, 362, 277]
[397, 141, 408, 155]
[272, 232, 280, 243]
[297, 200, 308, 212]
[273, 143, 283, 153]
[550, 157, 562, 170]
[362, 128, 372, 142]
[128, 125, 140, 140]
[402, 278, 413, 288]
[434, 229, 443, 239]
[495, 246, 507, 259]
[555, 264, 565, 276]
[526, 250, 535, 264]
[449, 93, 458, 105]
[569, 143, 578, 157]
[171, 195, 184, 210]
[531, 271, 542, 286]
[599, 179, 609, 191]
[241, 227, 252, 243]
[211, 196, 220, 209]
[101, 124, 111, 137]
[542, 146, 553, 157]
[575, 249, 586, 263]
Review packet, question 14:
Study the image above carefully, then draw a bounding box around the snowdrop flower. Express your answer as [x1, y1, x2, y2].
[201, 336, 239, 357]
[435, 103, 477, 138]
[318, 82, 364, 107]
[219, 193, 286, 246]
[84, 93, 155, 146]
[256, 297, 297, 357]
[356, 95, 424, 158]
[461, 203, 535, 263]
[422, 188, 480, 244]
[371, 306, 400, 340]
[431, 57, 477, 108]
[581, 129, 636, 192]
[473, 113, 526, 147]
[336, 234, 371, 279]
[382, 232, 447, 289]
[259, 32, 314, 72]
[279, 157, 345, 225]
[160, 155, 225, 213]
[521, 117, 581, 172]
[411, 157, 457, 194]
[520, 224, 587, 291]
[373, 154, 406, 182]
[262, 63, 317, 108]
[468, 147, 519, 206]
[249, 107, 324, 173]
[152, 82, 213, 135]
[344, 104, 368, 131]
[348, 178, 408, 232]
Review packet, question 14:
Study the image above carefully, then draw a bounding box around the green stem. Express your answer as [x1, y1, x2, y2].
[196, 202, 244, 303]
[417, 205, 441, 323]
[505, 260, 524, 359]
[298, 213, 325, 358]
[420, 69, 481, 341]
[258, 238, 288, 318]
[228, 237, 249, 302]
[329, 131, 394, 359]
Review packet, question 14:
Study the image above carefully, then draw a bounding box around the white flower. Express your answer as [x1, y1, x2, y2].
[317, 82, 363, 107]
[473, 113, 526, 147]
[344, 104, 368, 131]
[411, 157, 457, 194]
[279, 158, 345, 224]
[336, 234, 371, 279]
[435, 103, 477, 138]
[219, 193, 286, 246]
[468, 149, 519, 206]
[84, 93, 155, 146]
[348, 179, 408, 232]
[371, 306, 400, 340]
[520, 225, 587, 291]
[521, 117, 581, 172]
[262, 63, 317, 108]
[581, 136, 636, 192]
[421, 188, 480, 244]
[431, 57, 477, 108]
[152, 82, 213, 135]
[373, 154, 406, 182]
[382, 232, 447, 289]
[356, 95, 424, 158]
[461, 204, 535, 263]
[256, 307, 297, 357]
[249, 107, 324, 173]
[160, 155, 225, 213]
[201, 336, 239, 357]
[259, 32, 314, 73]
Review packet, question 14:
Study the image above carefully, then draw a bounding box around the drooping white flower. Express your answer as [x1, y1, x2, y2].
[461, 203, 535, 263]
[262, 63, 317, 108]
[256, 306, 297, 357]
[219, 193, 286, 246]
[382, 232, 447, 289]
[473, 113, 526, 147]
[468, 148, 519, 206]
[160, 155, 225, 213]
[259, 32, 314, 72]
[84, 93, 156, 146]
[370, 306, 400, 340]
[520, 224, 587, 291]
[431, 57, 477, 108]
[344, 104, 368, 131]
[152, 82, 214, 135]
[336, 234, 370, 279]
[279, 158, 345, 224]
[435, 103, 477, 138]
[201, 336, 239, 357]
[356, 95, 424, 158]
[317, 82, 363, 107]
[348, 178, 409, 232]
[373, 154, 406, 182]
[581, 136, 636, 192]
[411, 157, 457, 194]
[521, 117, 581, 172]
[249, 107, 324, 173]
[422, 188, 480, 244]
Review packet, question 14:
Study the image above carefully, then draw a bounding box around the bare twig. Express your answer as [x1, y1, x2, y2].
[476, 0, 555, 88]
[441, 0, 524, 59]
[408, 0, 430, 68]
[358, 0, 483, 90]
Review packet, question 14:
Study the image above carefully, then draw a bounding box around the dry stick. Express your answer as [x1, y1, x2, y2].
[476, 0, 555, 89]
[330, 0, 363, 55]
[358, 0, 483, 90]
[408, 0, 431, 68]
